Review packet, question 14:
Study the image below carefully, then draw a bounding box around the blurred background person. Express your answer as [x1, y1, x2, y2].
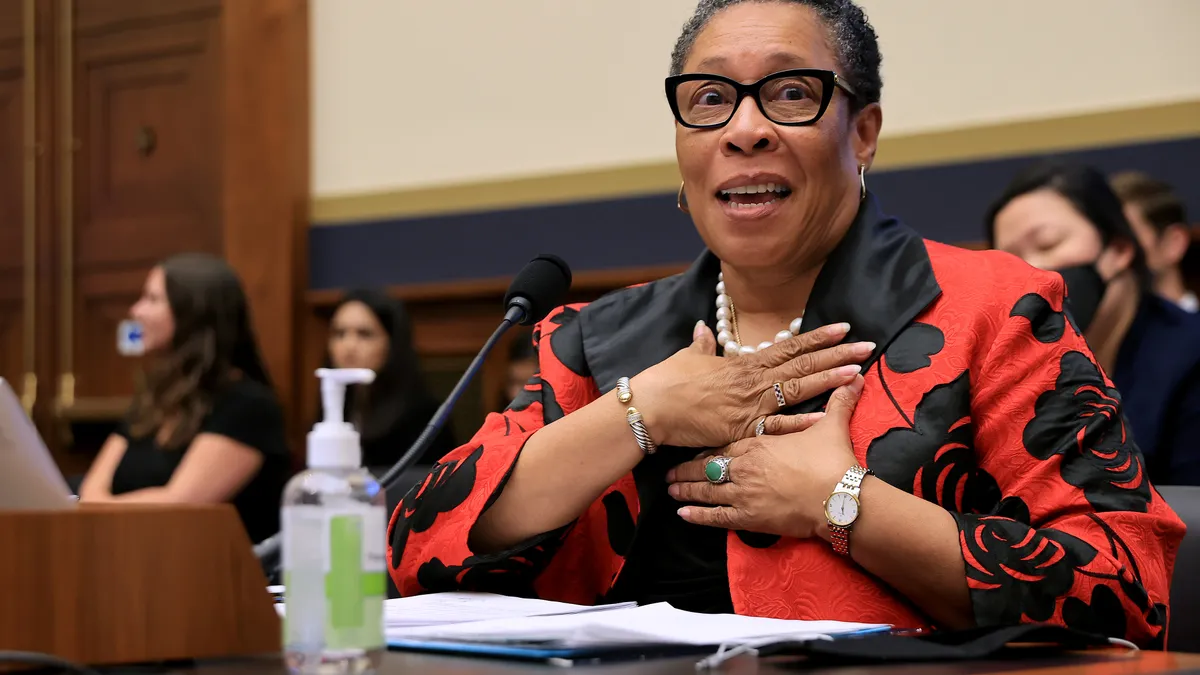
[78, 253, 290, 544]
[987, 160, 1200, 486]
[504, 330, 538, 406]
[1110, 171, 1197, 313]
[325, 289, 456, 475]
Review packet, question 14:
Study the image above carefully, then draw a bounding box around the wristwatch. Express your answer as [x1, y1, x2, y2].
[823, 464, 873, 556]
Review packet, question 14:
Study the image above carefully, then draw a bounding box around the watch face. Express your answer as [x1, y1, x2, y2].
[826, 491, 859, 527]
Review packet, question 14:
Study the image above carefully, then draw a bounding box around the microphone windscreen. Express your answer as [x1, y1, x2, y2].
[504, 254, 572, 325]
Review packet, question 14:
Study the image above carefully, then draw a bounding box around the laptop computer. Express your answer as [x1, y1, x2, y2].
[0, 378, 76, 509]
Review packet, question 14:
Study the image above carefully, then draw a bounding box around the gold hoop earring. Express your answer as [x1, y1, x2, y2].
[858, 164, 867, 201]
[677, 181, 690, 214]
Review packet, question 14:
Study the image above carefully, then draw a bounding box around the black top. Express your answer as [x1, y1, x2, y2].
[605, 446, 733, 613]
[560, 194, 939, 612]
[112, 379, 291, 543]
[361, 397, 458, 472]
[1112, 293, 1200, 486]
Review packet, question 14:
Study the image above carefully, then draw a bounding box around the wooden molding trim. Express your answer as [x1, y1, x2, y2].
[57, 396, 130, 422]
[306, 263, 688, 308]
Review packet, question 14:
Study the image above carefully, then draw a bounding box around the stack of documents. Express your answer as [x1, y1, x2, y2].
[274, 590, 891, 663]
[388, 600, 888, 647]
[384, 592, 636, 628]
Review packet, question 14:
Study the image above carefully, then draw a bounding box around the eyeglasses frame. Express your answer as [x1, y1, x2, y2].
[665, 68, 858, 129]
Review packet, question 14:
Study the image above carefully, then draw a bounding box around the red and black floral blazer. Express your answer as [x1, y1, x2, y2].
[388, 196, 1185, 647]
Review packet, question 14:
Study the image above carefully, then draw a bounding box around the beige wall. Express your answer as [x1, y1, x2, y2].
[312, 0, 1200, 199]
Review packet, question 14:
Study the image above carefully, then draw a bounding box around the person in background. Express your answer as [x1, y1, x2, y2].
[1110, 171, 1197, 313]
[504, 331, 538, 405]
[78, 253, 290, 544]
[325, 289, 456, 473]
[987, 160, 1200, 486]
[390, 0, 1182, 647]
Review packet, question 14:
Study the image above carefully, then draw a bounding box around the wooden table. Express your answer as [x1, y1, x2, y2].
[164, 650, 1200, 674]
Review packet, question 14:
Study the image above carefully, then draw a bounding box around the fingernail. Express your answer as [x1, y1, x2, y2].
[808, 411, 827, 421]
[668, 484, 680, 498]
[665, 468, 676, 482]
[829, 322, 851, 336]
[850, 375, 866, 393]
[837, 364, 861, 376]
[693, 320, 706, 339]
[856, 341, 876, 355]
[677, 507, 691, 519]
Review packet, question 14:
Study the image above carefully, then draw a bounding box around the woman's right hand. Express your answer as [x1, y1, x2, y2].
[632, 321, 873, 449]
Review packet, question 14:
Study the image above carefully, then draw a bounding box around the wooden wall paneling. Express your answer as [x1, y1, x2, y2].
[32, 0, 67, 466]
[0, 0, 69, 469]
[0, 0, 31, 402]
[219, 0, 309, 461]
[73, 0, 220, 29]
[294, 305, 328, 465]
[66, 0, 223, 412]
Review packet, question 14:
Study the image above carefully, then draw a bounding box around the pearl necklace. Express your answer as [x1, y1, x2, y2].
[715, 272, 804, 356]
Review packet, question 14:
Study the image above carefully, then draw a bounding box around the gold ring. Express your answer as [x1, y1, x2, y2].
[772, 382, 787, 408]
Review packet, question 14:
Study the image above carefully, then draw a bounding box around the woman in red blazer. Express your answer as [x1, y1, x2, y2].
[389, 0, 1183, 647]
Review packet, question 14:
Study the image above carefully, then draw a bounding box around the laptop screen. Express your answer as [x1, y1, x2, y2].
[0, 378, 75, 510]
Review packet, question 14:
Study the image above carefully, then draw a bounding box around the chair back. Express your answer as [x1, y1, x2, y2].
[1159, 485, 1200, 653]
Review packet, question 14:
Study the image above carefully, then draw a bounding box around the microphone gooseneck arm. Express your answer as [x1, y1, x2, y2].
[255, 254, 570, 566]
[254, 308, 521, 564]
[378, 304, 521, 487]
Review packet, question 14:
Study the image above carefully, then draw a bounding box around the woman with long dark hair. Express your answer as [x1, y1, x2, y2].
[987, 160, 1200, 486]
[79, 253, 290, 543]
[324, 289, 456, 472]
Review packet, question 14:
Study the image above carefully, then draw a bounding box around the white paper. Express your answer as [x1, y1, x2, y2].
[388, 602, 888, 647]
[384, 592, 636, 628]
[275, 590, 636, 627]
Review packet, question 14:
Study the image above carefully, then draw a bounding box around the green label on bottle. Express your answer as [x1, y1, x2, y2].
[280, 505, 385, 652]
[327, 515, 364, 628]
[324, 509, 386, 651]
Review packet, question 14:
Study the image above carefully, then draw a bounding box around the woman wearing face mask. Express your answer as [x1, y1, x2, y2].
[389, 0, 1182, 646]
[78, 253, 290, 544]
[987, 160, 1200, 487]
[324, 289, 456, 475]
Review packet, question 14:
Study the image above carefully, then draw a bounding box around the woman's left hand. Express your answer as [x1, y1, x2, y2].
[665, 375, 865, 540]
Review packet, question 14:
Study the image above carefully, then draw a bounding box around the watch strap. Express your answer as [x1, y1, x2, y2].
[828, 464, 873, 557]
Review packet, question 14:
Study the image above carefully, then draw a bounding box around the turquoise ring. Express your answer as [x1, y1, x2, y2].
[705, 456, 733, 484]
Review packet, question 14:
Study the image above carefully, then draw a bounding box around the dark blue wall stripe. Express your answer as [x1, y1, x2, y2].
[309, 137, 1200, 290]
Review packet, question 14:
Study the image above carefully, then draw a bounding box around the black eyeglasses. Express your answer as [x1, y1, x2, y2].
[665, 68, 857, 129]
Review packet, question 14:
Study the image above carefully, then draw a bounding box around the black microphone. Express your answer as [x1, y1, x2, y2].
[254, 254, 572, 564]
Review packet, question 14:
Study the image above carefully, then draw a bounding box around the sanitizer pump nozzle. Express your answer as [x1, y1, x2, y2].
[308, 367, 376, 469]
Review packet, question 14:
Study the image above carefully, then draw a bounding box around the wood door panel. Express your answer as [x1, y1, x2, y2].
[75, 280, 141, 398]
[0, 2, 26, 396]
[75, 0, 220, 34]
[0, 80, 22, 272]
[70, 2, 221, 400]
[74, 12, 220, 261]
[72, 264, 142, 400]
[0, 299, 23, 392]
[0, 9, 24, 275]
[0, 2, 21, 40]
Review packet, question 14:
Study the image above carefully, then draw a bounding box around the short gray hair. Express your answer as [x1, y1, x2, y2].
[669, 0, 882, 109]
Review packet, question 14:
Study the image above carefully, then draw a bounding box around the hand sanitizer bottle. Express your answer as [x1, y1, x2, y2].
[283, 368, 387, 675]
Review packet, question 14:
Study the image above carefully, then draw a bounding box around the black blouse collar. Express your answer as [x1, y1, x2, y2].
[580, 193, 942, 411]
